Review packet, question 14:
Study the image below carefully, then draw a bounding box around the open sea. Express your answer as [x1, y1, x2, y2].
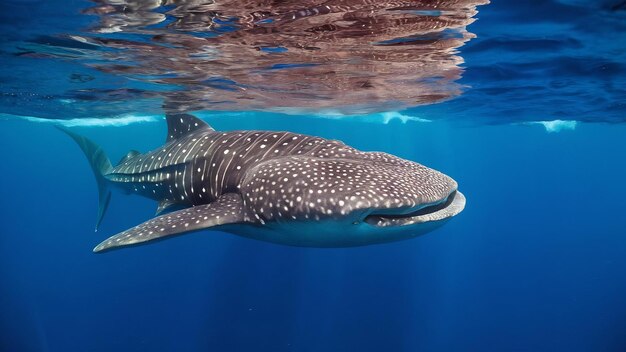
[1, 1, 626, 351]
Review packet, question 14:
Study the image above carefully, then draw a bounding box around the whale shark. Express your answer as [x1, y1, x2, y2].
[62, 113, 465, 252]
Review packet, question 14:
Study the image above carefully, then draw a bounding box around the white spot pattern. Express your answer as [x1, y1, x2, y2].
[99, 114, 458, 250]
[94, 193, 243, 252]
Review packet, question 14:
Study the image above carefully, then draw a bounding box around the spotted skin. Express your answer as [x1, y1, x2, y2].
[65, 113, 465, 252]
[240, 156, 453, 223]
[108, 120, 347, 208]
[94, 193, 244, 252]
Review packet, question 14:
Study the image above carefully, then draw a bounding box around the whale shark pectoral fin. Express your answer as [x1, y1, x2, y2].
[93, 193, 244, 253]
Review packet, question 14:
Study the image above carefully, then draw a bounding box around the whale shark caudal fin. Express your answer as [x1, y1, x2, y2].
[93, 193, 245, 252]
[58, 127, 113, 232]
[165, 113, 214, 142]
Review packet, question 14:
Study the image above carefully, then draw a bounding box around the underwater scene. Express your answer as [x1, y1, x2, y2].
[1, 0, 626, 351]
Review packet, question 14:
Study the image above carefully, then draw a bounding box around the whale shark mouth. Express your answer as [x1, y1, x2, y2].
[363, 190, 466, 227]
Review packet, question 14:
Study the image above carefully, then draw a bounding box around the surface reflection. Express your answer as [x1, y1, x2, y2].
[70, 0, 487, 114]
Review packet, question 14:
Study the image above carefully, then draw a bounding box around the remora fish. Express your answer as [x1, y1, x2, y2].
[62, 114, 465, 252]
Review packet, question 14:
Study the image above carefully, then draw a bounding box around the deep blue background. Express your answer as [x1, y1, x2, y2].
[2, 0, 626, 351]
[2, 115, 626, 352]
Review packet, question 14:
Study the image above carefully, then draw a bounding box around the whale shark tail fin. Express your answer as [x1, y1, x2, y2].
[58, 127, 113, 232]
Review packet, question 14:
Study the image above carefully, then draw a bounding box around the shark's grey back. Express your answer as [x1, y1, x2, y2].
[105, 114, 358, 210]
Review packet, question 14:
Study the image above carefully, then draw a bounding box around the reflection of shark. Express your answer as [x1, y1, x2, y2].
[70, 0, 489, 114]
[62, 114, 465, 252]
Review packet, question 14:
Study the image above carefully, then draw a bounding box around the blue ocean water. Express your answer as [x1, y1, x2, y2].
[2, 1, 626, 351]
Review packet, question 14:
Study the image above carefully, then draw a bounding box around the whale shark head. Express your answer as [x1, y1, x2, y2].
[236, 150, 465, 246]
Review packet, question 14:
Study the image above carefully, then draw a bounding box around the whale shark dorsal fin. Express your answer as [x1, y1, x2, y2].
[93, 193, 245, 252]
[165, 113, 214, 142]
[117, 150, 141, 166]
